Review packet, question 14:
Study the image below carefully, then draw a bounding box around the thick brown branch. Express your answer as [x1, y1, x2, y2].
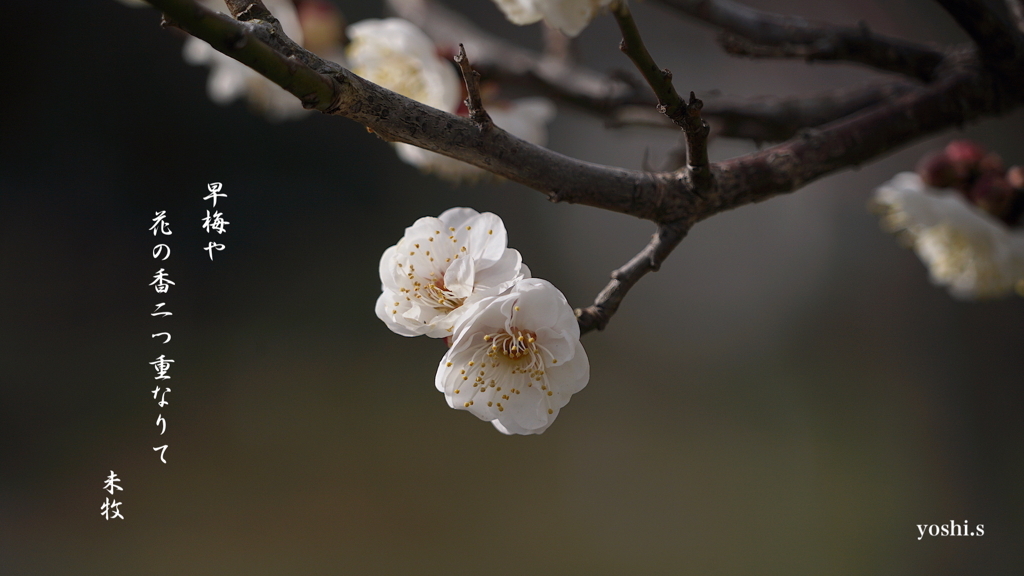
[656, 0, 945, 82]
[708, 52, 1023, 218]
[576, 222, 690, 334]
[143, 0, 1024, 334]
[144, 0, 687, 223]
[935, 0, 1024, 65]
[613, 1, 711, 186]
[455, 44, 493, 128]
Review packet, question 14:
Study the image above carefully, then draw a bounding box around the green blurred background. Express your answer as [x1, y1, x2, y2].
[1, 1, 1022, 574]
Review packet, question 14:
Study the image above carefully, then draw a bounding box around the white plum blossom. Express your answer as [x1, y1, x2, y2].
[376, 208, 530, 338]
[491, 0, 615, 37]
[874, 172, 1024, 299]
[345, 17, 557, 181]
[345, 18, 462, 114]
[436, 278, 589, 435]
[394, 97, 557, 182]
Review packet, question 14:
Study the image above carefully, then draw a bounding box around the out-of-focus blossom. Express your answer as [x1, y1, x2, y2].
[873, 172, 1024, 299]
[376, 208, 530, 338]
[435, 278, 588, 435]
[491, 0, 615, 37]
[345, 17, 461, 113]
[182, 0, 346, 121]
[346, 17, 556, 181]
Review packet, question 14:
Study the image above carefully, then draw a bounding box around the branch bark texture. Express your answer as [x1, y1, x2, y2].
[142, 0, 1024, 333]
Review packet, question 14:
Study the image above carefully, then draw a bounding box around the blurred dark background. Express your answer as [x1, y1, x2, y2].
[1, 1, 1022, 574]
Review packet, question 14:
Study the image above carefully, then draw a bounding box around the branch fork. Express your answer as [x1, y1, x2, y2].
[143, 0, 1024, 335]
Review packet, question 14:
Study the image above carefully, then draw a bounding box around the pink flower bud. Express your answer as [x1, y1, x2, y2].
[916, 151, 958, 188]
[945, 139, 987, 165]
[297, 0, 345, 55]
[945, 139, 988, 182]
[969, 173, 1016, 222]
[979, 152, 1005, 175]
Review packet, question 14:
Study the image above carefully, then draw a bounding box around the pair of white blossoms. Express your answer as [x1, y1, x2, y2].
[376, 208, 589, 435]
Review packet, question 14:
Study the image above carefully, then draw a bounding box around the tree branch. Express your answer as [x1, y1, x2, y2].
[655, 0, 946, 82]
[386, 0, 643, 109]
[141, 0, 1024, 334]
[454, 44, 493, 128]
[709, 54, 1018, 218]
[145, 0, 688, 222]
[935, 0, 1024, 66]
[576, 222, 690, 334]
[613, 0, 711, 186]
[389, 0, 910, 145]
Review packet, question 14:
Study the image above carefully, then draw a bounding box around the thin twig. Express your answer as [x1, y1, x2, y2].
[454, 44, 493, 128]
[386, 0, 641, 109]
[612, 1, 711, 186]
[387, 0, 922, 144]
[704, 82, 922, 142]
[656, 0, 946, 82]
[576, 222, 690, 334]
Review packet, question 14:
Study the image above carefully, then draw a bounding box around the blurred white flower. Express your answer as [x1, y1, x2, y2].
[394, 97, 557, 182]
[376, 208, 530, 338]
[345, 17, 461, 113]
[345, 17, 556, 181]
[874, 172, 1024, 299]
[436, 278, 588, 435]
[491, 0, 615, 37]
[183, 0, 345, 121]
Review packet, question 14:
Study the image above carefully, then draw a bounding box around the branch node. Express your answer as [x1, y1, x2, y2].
[228, 1, 271, 22]
[454, 44, 493, 129]
[300, 93, 320, 110]
[230, 33, 248, 50]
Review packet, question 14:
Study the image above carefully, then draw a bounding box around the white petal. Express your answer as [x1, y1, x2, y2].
[462, 212, 509, 266]
[440, 279, 589, 435]
[437, 208, 481, 230]
[375, 290, 421, 337]
[473, 249, 528, 295]
[492, 0, 545, 25]
[345, 18, 461, 113]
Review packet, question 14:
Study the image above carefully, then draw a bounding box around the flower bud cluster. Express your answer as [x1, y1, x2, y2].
[377, 208, 589, 435]
[917, 140, 1024, 226]
[873, 141, 1024, 299]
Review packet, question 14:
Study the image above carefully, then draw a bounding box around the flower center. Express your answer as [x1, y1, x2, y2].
[422, 280, 464, 312]
[447, 327, 558, 415]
